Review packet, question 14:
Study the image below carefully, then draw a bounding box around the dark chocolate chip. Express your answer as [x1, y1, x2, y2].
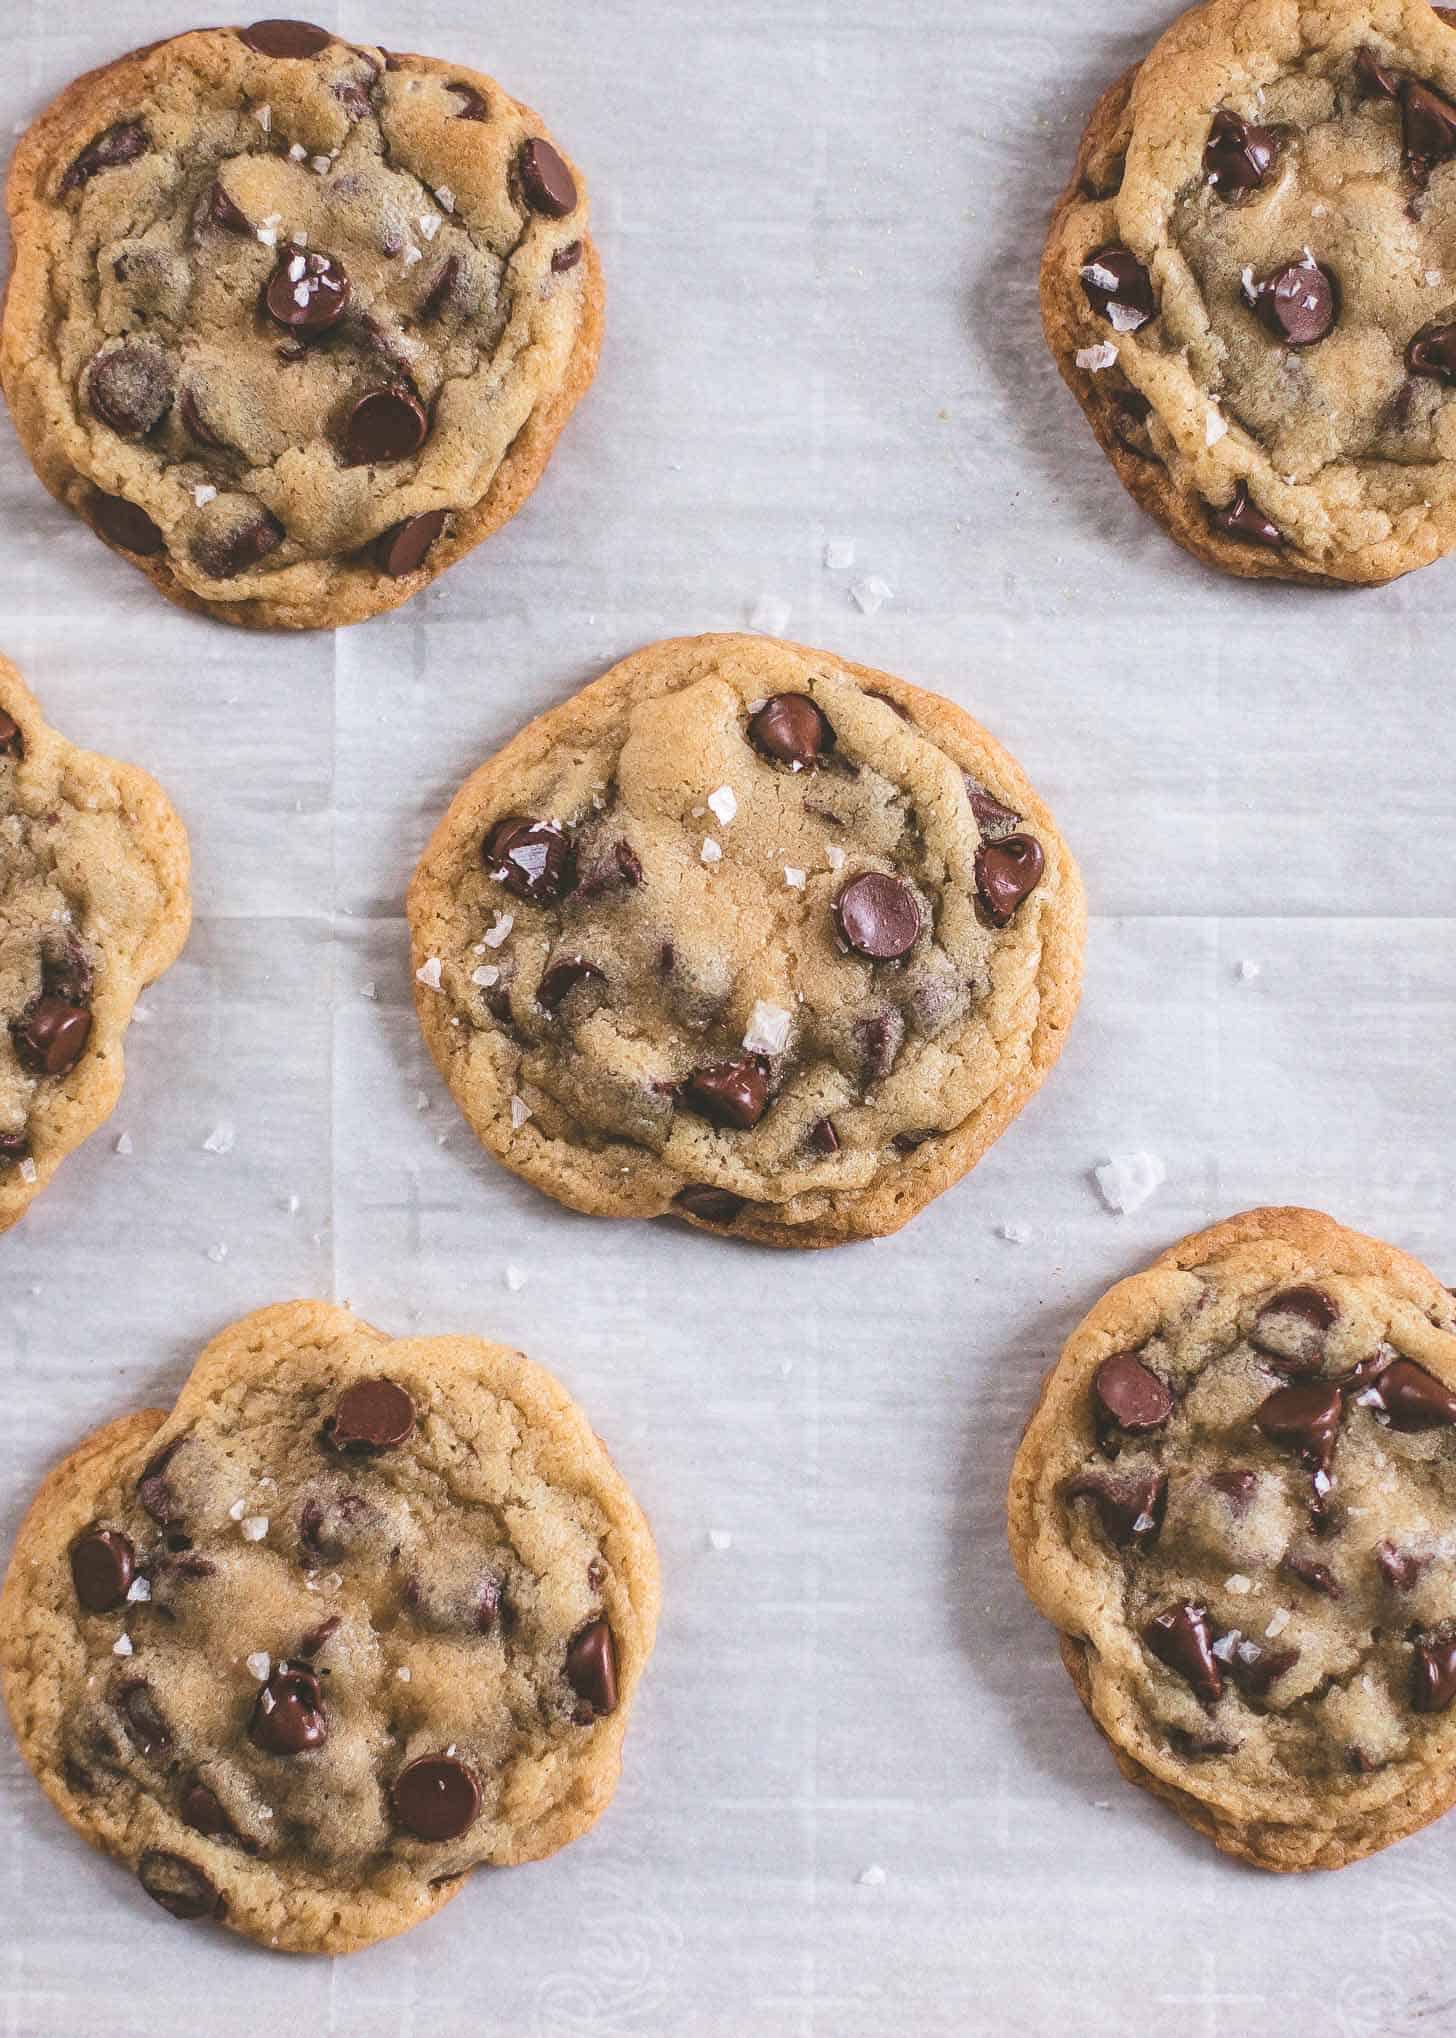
[483, 817, 576, 903]
[299, 1492, 370, 1560]
[1403, 78, 1456, 183]
[1210, 1467, 1258, 1510]
[1412, 1637, 1456, 1712]
[833, 872, 921, 961]
[0, 1132, 29, 1169]
[975, 834, 1045, 927]
[346, 385, 429, 465]
[240, 19, 333, 57]
[552, 240, 584, 273]
[1065, 1470, 1167, 1549]
[1143, 1603, 1222, 1705]
[326, 1379, 416, 1453]
[1229, 1645, 1300, 1700]
[1250, 1285, 1337, 1372]
[964, 777, 1020, 834]
[0, 709, 22, 759]
[450, 84, 489, 121]
[70, 1530, 135, 1613]
[858, 1012, 903, 1083]
[1204, 108, 1277, 193]
[1079, 246, 1156, 332]
[193, 511, 285, 581]
[747, 695, 835, 770]
[809, 1117, 840, 1155]
[179, 385, 230, 450]
[518, 137, 577, 218]
[420, 254, 462, 321]
[1350, 1356, 1456, 1430]
[333, 81, 373, 119]
[537, 957, 605, 1012]
[1377, 1542, 1428, 1590]
[115, 1680, 172, 1760]
[391, 1755, 481, 1840]
[682, 1057, 769, 1131]
[1355, 46, 1401, 100]
[41, 937, 93, 1008]
[1210, 481, 1282, 549]
[179, 1781, 239, 1842]
[1408, 323, 1456, 382]
[672, 1185, 746, 1224]
[250, 1661, 328, 1754]
[137, 1439, 184, 1524]
[375, 510, 447, 578]
[60, 121, 147, 195]
[202, 180, 251, 234]
[265, 248, 350, 335]
[1091, 1350, 1173, 1436]
[12, 999, 91, 1077]
[475, 1578, 502, 1635]
[565, 1617, 618, 1716]
[1255, 1380, 1344, 1473]
[87, 343, 174, 438]
[892, 1128, 937, 1154]
[1244, 256, 1337, 346]
[137, 1849, 223, 1921]
[1282, 1551, 1341, 1598]
[93, 494, 165, 555]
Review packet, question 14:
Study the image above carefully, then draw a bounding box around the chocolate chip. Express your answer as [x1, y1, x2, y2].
[809, 1117, 840, 1155]
[1065, 1470, 1166, 1549]
[1209, 482, 1282, 549]
[374, 510, 447, 578]
[1377, 1542, 1428, 1590]
[892, 1128, 937, 1154]
[250, 1661, 328, 1754]
[975, 835, 1045, 927]
[70, 1530, 134, 1613]
[202, 180, 251, 234]
[483, 817, 576, 903]
[1079, 246, 1156, 332]
[1351, 1356, 1456, 1430]
[392, 1755, 481, 1840]
[333, 81, 373, 119]
[179, 385, 230, 450]
[1204, 108, 1277, 193]
[1355, 46, 1401, 100]
[240, 19, 333, 57]
[298, 1614, 342, 1659]
[747, 695, 835, 770]
[475, 1578, 502, 1635]
[1143, 1603, 1222, 1705]
[833, 872, 921, 961]
[138, 1850, 223, 1921]
[0, 1132, 29, 1170]
[60, 121, 147, 194]
[1091, 1350, 1173, 1436]
[137, 1439, 183, 1524]
[326, 1379, 416, 1453]
[0, 709, 21, 759]
[964, 777, 1020, 835]
[420, 254, 463, 322]
[265, 248, 350, 335]
[1402, 78, 1456, 183]
[179, 1781, 239, 1841]
[87, 342, 174, 438]
[450, 84, 489, 121]
[552, 241, 584, 273]
[299, 1492, 370, 1560]
[115, 1680, 172, 1760]
[1244, 257, 1337, 346]
[12, 998, 91, 1077]
[518, 138, 577, 218]
[1282, 1552, 1341, 1597]
[93, 494, 164, 555]
[41, 937, 93, 1008]
[565, 1617, 618, 1717]
[192, 511, 284, 580]
[1412, 1637, 1456, 1711]
[1408, 322, 1456, 382]
[858, 1012, 903, 1084]
[538, 957, 605, 1012]
[346, 385, 429, 465]
[683, 1057, 769, 1131]
[1229, 1645, 1301, 1700]
[672, 1184, 746, 1224]
[1210, 1467, 1258, 1510]
[1250, 1285, 1337, 1372]
[1255, 1380, 1344, 1473]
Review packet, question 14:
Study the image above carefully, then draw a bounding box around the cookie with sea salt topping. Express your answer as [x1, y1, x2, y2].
[0, 654, 189, 1232]
[0, 1301, 659, 1954]
[407, 634, 1084, 1248]
[1042, 0, 1456, 585]
[1, 22, 599, 629]
[1009, 1208, 1456, 1870]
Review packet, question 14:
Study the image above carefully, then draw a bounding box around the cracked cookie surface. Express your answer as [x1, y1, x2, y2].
[1043, 0, 1456, 585]
[0, 1301, 660, 1954]
[2, 22, 599, 630]
[0, 655, 189, 1232]
[1009, 1208, 1456, 1869]
[407, 634, 1084, 1248]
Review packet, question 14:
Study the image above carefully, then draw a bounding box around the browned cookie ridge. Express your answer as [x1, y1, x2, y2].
[0, 1303, 660, 1955]
[407, 634, 1085, 1248]
[1042, 0, 1456, 585]
[1010, 1209, 1456, 1870]
[2, 24, 600, 629]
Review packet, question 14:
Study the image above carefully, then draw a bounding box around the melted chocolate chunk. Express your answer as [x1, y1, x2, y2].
[974, 835, 1044, 926]
[565, 1616, 618, 1717]
[265, 248, 350, 335]
[346, 385, 429, 465]
[1091, 1350, 1173, 1437]
[682, 1057, 770, 1131]
[240, 19, 333, 58]
[747, 695, 835, 769]
[672, 1184, 747, 1224]
[250, 1661, 328, 1754]
[1244, 257, 1337, 346]
[833, 872, 921, 961]
[1411, 1637, 1456, 1712]
[1407, 323, 1456, 382]
[60, 122, 147, 194]
[88, 341, 175, 438]
[1065, 1470, 1166, 1549]
[93, 494, 165, 555]
[12, 998, 91, 1077]
[1282, 1552, 1341, 1598]
[518, 138, 577, 217]
[1079, 246, 1156, 332]
[1204, 108, 1277, 193]
[137, 1849, 223, 1921]
[809, 1117, 840, 1155]
[1403, 78, 1456, 183]
[192, 512, 284, 580]
[1210, 482, 1282, 549]
[1250, 1285, 1337, 1372]
[179, 1780, 241, 1842]
[1376, 1542, 1428, 1591]
[1229, 1644, 1300, 1700]
[115, 1679, 172, 1760]
[537, 957, 605, 1012]
[0, 709, 22, 759]
[1351, 1356, 1456, 1430]
[483, 817, 576, 903]
[375, 510, 448, 577]
[1143, 1603, 1222, 1704]
[1255, 1380, 1344, 1474]
[70, 1530, 135, 1613]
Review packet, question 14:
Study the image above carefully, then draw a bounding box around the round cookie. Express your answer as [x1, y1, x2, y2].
[1009, 1208, 1456, 1870]
[0, 655, 190, 1232]
[1043, 0, 1456, 586]
[0, 1301, 660, 1955]
[407, 633, 1085, 1248]
[2, 23, 600, 630]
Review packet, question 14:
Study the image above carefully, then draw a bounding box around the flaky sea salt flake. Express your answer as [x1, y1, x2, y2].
[857, 1865, 887, 1888]
[240, 1515, 269, 1542]
[203, 1123, 236, 1155]
[435, 185, 455, 212]
[850, 575, 893, 615]
[749, 594, 791, 635]
[708, 1530, 733, 1551]
[113, 1634, 133, 1657]
[253, 103, 272, 133]
[1266, 1607, 1292, 1638]
[471, 964, 500, 988]
[127, 1578, 150, 1603]
[701, 837, 722, 866]
[824, 537, 856, 569]
[999, 1221, 1033, 1244]
[505, 1264, 526, 1292]
[482, 913, 514, 948]
[115, 1133, 134, 1157]
[510, 1094, 531, 1130]
[416, 956, 444, 990]
[246, 1651, 271, 1681]
[707, 785, 738, 826]
[1075, 342, 1118, 372]
[419, 211, 442, 240]
[743, 1000, 792, 1055]
[1225, 1573, 1252, 1595]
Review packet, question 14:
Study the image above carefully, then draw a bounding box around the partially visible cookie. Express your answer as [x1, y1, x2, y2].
[407, 633, 1085, 1248]
[0, 1302, 660, 1954]
[2, 23, 600, 629]
[1009, 1208, 1456, 1871]
[1043, 0, 1456, 585]
[0, 656, 189, 1231]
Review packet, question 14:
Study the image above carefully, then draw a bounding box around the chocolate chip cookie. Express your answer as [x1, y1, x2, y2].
[407, 634, 1085, 1248]
[0, 1301, 659, 1954]
[2, 22, 599, 629]
[1043, 0, 1456, 585]
[1009, 1208, 1456, 1870]
[0, 655, 189, 1232]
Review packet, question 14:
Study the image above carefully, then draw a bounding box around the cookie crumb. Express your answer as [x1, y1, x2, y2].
[1092, 1151, 1166, 1215]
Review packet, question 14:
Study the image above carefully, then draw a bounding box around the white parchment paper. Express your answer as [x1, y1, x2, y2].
[3, 3, 1456, 2032]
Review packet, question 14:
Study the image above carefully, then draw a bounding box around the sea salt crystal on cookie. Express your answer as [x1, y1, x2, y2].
[415, 956, 444, 990]
[707, 786, 737, 826]
[701, 837, 722, 865]
[1075, 342, 1118, 372]
[743, 1000, 792, 1055]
